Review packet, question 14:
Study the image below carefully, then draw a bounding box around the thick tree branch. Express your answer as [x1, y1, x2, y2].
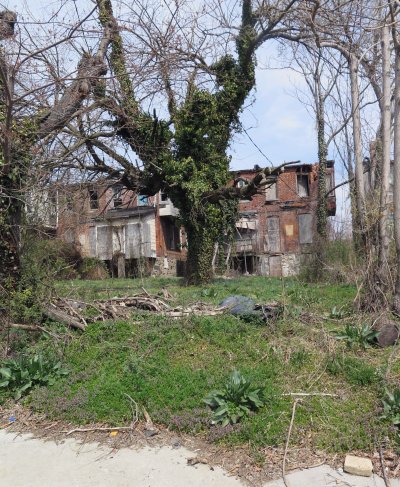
[36, 23, 113, 141]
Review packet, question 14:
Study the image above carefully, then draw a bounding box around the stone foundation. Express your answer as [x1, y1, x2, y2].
[152, 256, 186, 277]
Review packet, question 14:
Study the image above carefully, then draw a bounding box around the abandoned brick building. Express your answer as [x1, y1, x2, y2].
[32, 160, 335, 278]
[46, 182, 185, 277]
[233, 161, 336, 276]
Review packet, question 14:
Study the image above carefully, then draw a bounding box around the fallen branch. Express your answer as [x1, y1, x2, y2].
[43, 304, 86, 331]
[65, 394, 141, 436]
[124, 393, 139, 428]
[9, 324, 43, 332]
[282, 399, 301, 487]
[282, 392, 338, 397]
[63, 426, 133, 435]
[10, 324, 61, 339]
[380, 445, 392, 487]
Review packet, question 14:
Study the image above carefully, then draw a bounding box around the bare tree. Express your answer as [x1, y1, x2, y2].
[0, 4, 112, 293]
[388, 1, 400, 312]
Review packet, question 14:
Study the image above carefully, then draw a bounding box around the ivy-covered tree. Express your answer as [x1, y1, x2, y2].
[85, 0, 304, 284]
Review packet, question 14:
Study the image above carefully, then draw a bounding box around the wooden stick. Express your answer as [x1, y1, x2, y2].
[10, 324, 60, 339]
[282, 399, 301, 487]
[380, 445, 392, 487]
[63, 426, 133, 435]
[282, 393, 338, 397]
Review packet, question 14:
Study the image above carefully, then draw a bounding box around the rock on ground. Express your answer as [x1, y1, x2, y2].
[344, 454, 373, 477]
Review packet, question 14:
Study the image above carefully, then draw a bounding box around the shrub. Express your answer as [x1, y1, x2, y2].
[79, 257, 109, 280]
[203, 369, 265, 426]
[3, 238, 83, 322]
[334, 323, 379, 350]
[0, 354, 68, 400]
[299, 238, 356, 284]
[381, 388, 400, 427]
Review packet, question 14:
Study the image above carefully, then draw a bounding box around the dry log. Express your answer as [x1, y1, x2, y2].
[44, 304, 86, 331]
[10, 324, 41, 332]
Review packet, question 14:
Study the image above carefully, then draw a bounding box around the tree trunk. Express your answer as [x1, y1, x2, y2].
[316, 90, 328, 238]
[378, 22, 391, 285]
[185, 222, 216, 285]
[393, 46, 400, 313]
[349, 54, 366, 246]
[0, 173, 22, 288]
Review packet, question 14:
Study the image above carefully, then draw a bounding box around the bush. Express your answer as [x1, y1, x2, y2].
[334, 323, 379, 350]
[299, 238, 356, 284]
[0, 354, 68, 400]
[203, 369, 265, 426]
[79, 257, 109, 280]
[3, 238, 83, 322]
[21, 238, 82, 281]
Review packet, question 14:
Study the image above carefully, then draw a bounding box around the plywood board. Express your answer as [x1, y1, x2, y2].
[298, 213, 313, 244]
[269, 255, 282, 277]
[266, 217, 280, 252]
[96, 225, 112, 260]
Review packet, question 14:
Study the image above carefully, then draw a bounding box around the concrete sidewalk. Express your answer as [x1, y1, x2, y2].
[0, 430, 398, 487]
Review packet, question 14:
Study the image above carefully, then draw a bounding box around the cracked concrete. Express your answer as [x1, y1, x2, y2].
[0, 430, 399, 487]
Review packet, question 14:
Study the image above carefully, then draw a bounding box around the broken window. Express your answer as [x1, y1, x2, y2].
[297, 174, 309, 197]
[298, 213, 313, 244]
[265, 182, 277, 201]
[236, 178, 247, 188]
[112, 185, 123, 208]
[89, 190, 99, 210]
[325, 173, 333, 194]
[161, 217, 181, 251]
[138, 194, 149, 206]
[236, 178, 249, 200]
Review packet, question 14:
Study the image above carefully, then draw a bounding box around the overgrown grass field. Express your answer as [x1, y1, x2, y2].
[4, 276, 400, 457]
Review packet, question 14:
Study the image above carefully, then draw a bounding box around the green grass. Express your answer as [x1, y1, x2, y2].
[11, 276, 399, 457]
[55, 276, 355, 311]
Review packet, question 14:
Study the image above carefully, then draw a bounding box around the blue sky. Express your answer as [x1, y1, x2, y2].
[229, 50, 318, 170]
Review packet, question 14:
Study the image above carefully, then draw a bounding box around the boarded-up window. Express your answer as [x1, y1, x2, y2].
[325, 173, 333, 193]
[141, 221, 152, 257]
[298, 214, 313, 244]
[265, 182, 277, 201]
[266, 217, 280, 252]
[269, 255, 282, 277]
[89, 227, 96, 256]
[126, 223, 141, 258]
[297, 174, 309, 197]
[97, 225, 112, 260]
[112, 226, 126, 254]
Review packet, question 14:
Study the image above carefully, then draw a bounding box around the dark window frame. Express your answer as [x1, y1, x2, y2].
[296, 173, 310, 197]
[89, 189, 99, 210]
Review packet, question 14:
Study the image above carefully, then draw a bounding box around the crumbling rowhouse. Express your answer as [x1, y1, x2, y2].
[53, 181, 185, 277]
[232, 162, 336, 276]
[33, 160, 335, 278]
